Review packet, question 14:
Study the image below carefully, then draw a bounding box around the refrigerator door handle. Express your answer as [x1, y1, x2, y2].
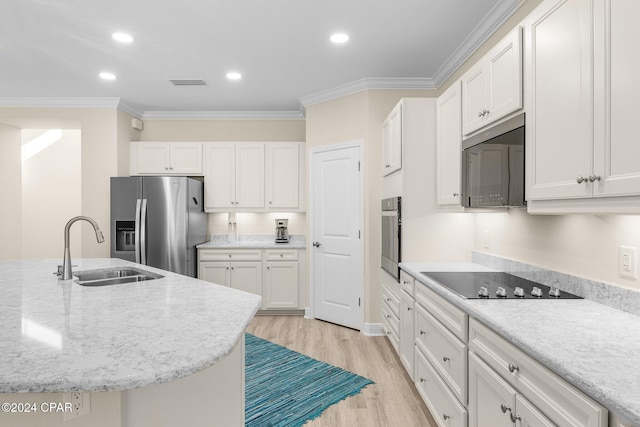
[134, 199, 142, 264]
[140, 199, 148, 265]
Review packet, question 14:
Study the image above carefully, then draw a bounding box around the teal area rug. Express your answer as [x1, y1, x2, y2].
[245, 333, 374, 427]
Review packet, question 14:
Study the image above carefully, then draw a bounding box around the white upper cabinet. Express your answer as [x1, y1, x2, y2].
[382, 102, 402, 176]
[131, 142, 203, 175]
[265, 142, 301, 209]
[205, 142, 263, 210]
[204, 142, 303, 212]
[462, 26, 523, 136]
[593, 0, 640, 198]
[437, 81, 463, 206]
[525, 0, 640, 213]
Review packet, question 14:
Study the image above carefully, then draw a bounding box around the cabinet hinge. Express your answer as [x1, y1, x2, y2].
[358, 161, 361, 171]
[358, 230, 361, 239]
[358, 297, 361, 307]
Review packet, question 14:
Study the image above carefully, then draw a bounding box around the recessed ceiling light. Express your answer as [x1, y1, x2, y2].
[99, 72, 116, 80]
[330, 33, 349, 44]
[226, 72, 242, 81]
[112, 32, 134, 43]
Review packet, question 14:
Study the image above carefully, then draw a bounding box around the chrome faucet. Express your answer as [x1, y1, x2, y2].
[61, 216, 105, 280]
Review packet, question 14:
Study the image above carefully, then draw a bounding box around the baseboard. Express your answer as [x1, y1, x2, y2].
[362, 322, 384, 336]
[256, 309, 305, 316]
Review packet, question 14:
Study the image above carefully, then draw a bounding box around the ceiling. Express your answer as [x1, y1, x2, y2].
[0, 0, 520, 118]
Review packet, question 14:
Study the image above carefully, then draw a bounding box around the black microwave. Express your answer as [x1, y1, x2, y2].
[461, 113, 525, 208]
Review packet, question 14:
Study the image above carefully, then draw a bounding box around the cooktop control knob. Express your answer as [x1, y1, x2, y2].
[514, 286, 525, 298]
[531, 287, 542, 298]
[496, 286, 507, 298]
[549, 288, 561, 298]
[478, 286, 489, 298]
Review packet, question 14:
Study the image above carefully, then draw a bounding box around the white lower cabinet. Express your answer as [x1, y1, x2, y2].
[263, 250, 299, 309]
[399, 269, 608, 427]
[415, 348, 468, 427]
[415, 304, 467, 405]
[198, 248, 304, 311]
[469, 318, 607, 427]
[399, 288, 415, 380]
[382, 273, 401, 354]
[469, 352, 554, 427]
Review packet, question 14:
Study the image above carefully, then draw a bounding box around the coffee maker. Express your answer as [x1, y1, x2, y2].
[275, 219, 289, 243]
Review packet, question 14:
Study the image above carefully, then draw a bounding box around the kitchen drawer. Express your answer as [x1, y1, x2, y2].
[199, 249, 262, 262]
[382, 284, 400, 318]
[416, 282, 468, 343]
[264, 249, 298, 261]
[415, 304, 468, 406]
[400, 270, 415, 297]
[469, 319, 607, 427]
[383, 317, 400, 354]
[415, 346, 468, 427]
[382, 301, 400, 338]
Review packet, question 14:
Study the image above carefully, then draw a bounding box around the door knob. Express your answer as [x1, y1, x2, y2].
[312, 242, 321, 247]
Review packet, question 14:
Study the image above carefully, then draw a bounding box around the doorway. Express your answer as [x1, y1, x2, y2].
[309, 141, 364, 330]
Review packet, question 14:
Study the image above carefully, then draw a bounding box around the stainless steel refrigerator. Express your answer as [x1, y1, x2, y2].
[110, 176, 207, 277]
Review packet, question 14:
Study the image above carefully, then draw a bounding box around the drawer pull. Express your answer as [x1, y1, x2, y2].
[442, 356, 450, 362]
[500, 403, 512, 414]
[228, 254, 232, 258]
[386, 331, 391, 336]
[385, 314, 391, 319]
[419, 329, 426, 336]
[511, 413, 521, 423]
[385, 298, 392, 302]
[443, 414, 451, 421]
[508, 363, 520, 373]
[419, 377, 427, 383]
[407, 307, 413, 311]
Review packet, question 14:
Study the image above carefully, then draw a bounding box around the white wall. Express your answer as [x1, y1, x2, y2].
[474, 209, 640, 291]
[0, 123, 22, 261]
[21, 129, 81, 258]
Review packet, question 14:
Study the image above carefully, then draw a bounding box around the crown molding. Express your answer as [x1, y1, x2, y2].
[299, 77, 435, 108]
[431, 0, 524, 86]
[0, 97, 122, 109]
[142, 110, 305, 120]
[116, 100, 144, 119]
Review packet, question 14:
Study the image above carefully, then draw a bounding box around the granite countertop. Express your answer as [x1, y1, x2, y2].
[197, 234, 306, 249]
[0, 258, 262, 393]
[400, 261, 640, 426]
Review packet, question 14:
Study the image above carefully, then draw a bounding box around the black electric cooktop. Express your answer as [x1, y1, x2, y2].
[420, 271, 582, 300]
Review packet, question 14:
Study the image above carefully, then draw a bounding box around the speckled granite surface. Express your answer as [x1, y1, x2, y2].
[400, 260, 640, 426]
[197, 234, 306, 249]
[0, 258, 262, 393]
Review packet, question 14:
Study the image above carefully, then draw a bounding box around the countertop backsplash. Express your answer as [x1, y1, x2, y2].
[472, 250, 640, 317]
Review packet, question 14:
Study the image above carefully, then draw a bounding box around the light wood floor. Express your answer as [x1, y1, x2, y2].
[246, 315, 437, 427]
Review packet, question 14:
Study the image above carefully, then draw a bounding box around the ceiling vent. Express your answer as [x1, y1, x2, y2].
[169, 79, 207, 86]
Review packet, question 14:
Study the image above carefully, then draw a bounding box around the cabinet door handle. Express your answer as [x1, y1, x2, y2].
[419, 377, 427, 383]
[312, 242, 321, 247]
[385, 164, 391, 168]
[500, 403, 512, 414]
[419, 329, 426, 336]
[442, 356, 450, 362]
[511, 413, 521, 423]
[589, 175, 601, 182]
[453, 193, 459, 197]
[407, 307, 413, 311]
[508, 363, 519, 373]
[576, 175, 586, 184]
[266, 266, 270, 270]
[443, 414, 450, 420]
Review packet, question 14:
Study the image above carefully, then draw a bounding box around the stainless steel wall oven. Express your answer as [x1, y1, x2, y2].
[381, 197, 401, 280]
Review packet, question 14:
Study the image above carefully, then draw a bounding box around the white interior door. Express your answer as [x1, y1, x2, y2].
[311, 143, 363, 330]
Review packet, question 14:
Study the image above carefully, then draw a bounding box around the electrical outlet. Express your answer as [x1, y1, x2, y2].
[63, 392, 90, 421]
[482, 230, 490, 249]
[619, 246, 637, 279]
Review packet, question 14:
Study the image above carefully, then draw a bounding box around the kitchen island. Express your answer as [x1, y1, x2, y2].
[0, 258, 262, 426]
